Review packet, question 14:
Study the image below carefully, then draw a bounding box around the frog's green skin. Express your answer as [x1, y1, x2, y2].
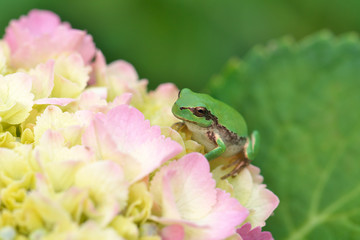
[172, 88, 259, 164]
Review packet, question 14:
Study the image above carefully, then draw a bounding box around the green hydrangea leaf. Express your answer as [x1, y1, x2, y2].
[207, 31, 360, 240]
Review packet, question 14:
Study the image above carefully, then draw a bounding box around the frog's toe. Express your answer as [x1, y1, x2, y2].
[222, 157, 241, 169]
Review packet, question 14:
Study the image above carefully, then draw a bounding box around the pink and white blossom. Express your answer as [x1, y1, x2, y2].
[150, 153, 249, 240]
[0, 9, 279, 239]
[212, 164, 279, 228]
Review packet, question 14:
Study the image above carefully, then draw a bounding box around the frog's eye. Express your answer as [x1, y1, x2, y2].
[193, 107, 207, 117]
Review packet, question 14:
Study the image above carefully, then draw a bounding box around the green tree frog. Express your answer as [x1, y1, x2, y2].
[172, 88, 260, 179]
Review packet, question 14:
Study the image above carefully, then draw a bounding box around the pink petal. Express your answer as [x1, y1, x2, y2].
[77, 88, 108, 111]
[107, 60, 138, 84]
[105, 105, 182, 180]
[34, 98, 75, 106]
[75, 33, 96, 65]
[91, 51, 138, 86]
[82, 105, 182, 182]
[151, 153, 217, 220]
[246, 185, 279, 228]
[237, 223, 274, 240]
[247, 165, 264, 184]
[161, 224, 185, 240]
[81, 113, 123, 159]
[5, 10, 61, 50]
[150, 83, 179, 101]
[89, 50, 107, 85]
[4, 10, 95, 68]
[194, 189, 249, 239]
[110, 93, 132, 106]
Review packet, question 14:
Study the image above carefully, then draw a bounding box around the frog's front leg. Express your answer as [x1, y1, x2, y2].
[204, 134, 226, 161]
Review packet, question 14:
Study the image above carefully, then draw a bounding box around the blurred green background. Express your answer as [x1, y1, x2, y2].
[1, 0, 360, 90]
[1, 1, 360, 239]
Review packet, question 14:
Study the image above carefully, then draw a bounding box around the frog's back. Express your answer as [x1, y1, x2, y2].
[185, 90, 248, 137]
[208, 97, 248, 137]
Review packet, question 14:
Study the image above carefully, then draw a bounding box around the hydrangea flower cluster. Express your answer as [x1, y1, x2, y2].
[0, 10, 279, 240]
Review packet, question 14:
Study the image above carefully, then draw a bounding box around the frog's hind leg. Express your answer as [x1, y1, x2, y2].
[220, 131, 259, 179]
[220, 155, 250, 179]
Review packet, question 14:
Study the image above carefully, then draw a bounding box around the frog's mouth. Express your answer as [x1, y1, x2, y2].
[171, 105, 190, 120]
[171, 105, 189, 120]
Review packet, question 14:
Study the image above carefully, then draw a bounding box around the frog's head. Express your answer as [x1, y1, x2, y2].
[172, 88, 214, 127]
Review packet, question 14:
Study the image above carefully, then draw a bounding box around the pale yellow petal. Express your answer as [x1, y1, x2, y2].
[33, 105, 81, 145]
[125, 182, 153, 223]
[0, 41, 10, 75]
[51, 53, 90, 98]
[74, 161, 129, 226]
[27, 60, 54, 99]
[0, 73, 34, 125]
[110, 216, 139, 240]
